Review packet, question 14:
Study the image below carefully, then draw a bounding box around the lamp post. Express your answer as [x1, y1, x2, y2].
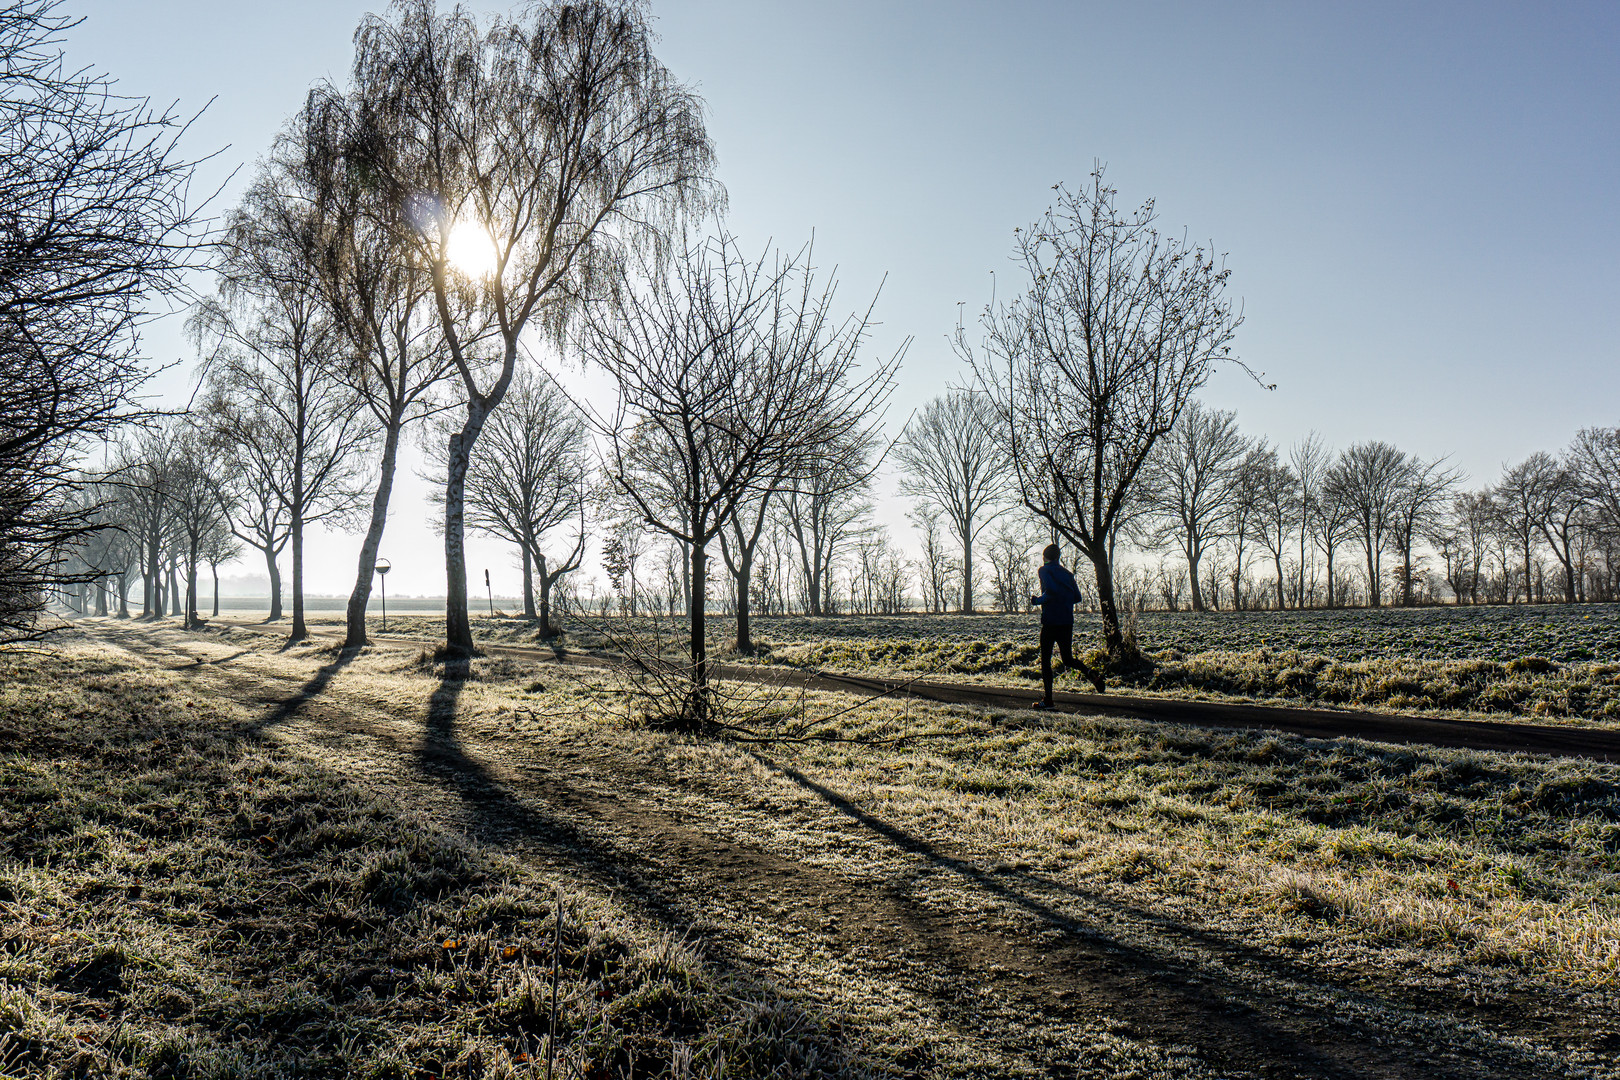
[374, 557, 391, 633]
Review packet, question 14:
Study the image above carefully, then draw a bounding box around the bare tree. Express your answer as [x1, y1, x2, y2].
[1326, 441, 1410, 608]
[962, 168, 1245, 662]
[892, 390, 1009, 612]
[1289, 432, 1328, 606]
[580, 232, 898, 723]
[1571, 427, 1620, 532]
[200, 518, 240, 618]
[783, 432, 882, 618]
[1225, 444, 1267, 610]
[165, 424, 230, 628]
[1142, 401, 1246, 611]
[348, 0, 718, 659]
[1249, 447, 1301, 609]
[983, 519, 1041, 614]
[108, 428, 171, 619]
[293, 89, 461, 649]
[426, 369, 590, 635]
[908, 505, 957, 614]
[193, 162, 372, 642]
[0, 1, 202, 642]
[1388, 456, 1462, 607]
[1495, 455, 1553, 605]
[1533, 448, 1592, 602]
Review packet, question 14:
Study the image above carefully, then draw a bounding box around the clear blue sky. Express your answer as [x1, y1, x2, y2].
[67, 1, 1620, 595]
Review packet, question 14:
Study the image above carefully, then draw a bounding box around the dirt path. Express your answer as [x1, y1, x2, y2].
[82, 621, 1611, 1079]
[218, 616, 1620, 763]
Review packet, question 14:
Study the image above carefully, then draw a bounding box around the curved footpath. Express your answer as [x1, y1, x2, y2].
[213, 618, 1620, 764]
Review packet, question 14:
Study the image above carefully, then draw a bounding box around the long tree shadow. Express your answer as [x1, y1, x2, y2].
[253, 646, 363, 734]
[753, 752, 1565, 1080]
[409, 664, 918, 1067]
[407, 661, 1569, 1080]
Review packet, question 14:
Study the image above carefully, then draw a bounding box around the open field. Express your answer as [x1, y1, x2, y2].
[3, 618, 1618, 1077]
[329, 604, 1620, 725]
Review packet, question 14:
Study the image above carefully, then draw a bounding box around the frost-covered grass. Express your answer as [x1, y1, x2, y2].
[13, 623, 1620, 1075]
[0, 642, 865, 1079]
[278, 605, 1620, 721]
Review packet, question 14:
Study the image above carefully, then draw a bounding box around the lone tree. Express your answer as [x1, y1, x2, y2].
[349, 0, 718, 659]
[892, 390, 1010, 612]
[581, 231, 899, 726]
[963, 169, 1245, 663]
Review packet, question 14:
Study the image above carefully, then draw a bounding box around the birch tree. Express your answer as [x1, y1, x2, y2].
[348, 0, 718, 659]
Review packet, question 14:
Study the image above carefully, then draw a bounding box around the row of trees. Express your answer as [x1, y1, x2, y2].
[17, 0, 1620, 706]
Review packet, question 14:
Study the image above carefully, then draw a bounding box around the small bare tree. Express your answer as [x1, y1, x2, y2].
[425, 369, 590, 635]
[580, 231, 899, 725]
[1389, 455, 1463, 607]
[166, 425, 230, 628]
[962, 168, 1245, 663]
[907, 505, 957, 614]
[1142, 401, 1246, 611]
[1494, 455, 1551, 606]
[1326, 441, 1410, 608]
[892, 390, 1010, 612]
[1289, 432, 1328, 606]
[1249, 448, 1301, 609]
[193, 163, 372, 642]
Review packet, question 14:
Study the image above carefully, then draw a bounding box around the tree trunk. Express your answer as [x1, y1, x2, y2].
[1324, 545, 1337, 608]
[265, 545, 283, 621]
[185, 545, 201, 629]
[1364, 540, 1381, 607]
[735, 554, 754, 654]
[290, 502, 307, 642]
[961, 534, 974, 613]
[167, 558, 181, 617]
[344, 421, 403, 649]
[116, 573, 130, 619]
[537, 551, 560, 639]
[1186, 546, 1205, 613]
[1400, 547, 1415, 607]
[445, 403, 490, 659]
[212, 567, 220, 617]
[521, 543, 536, 620]
[1274, 554, 1287, 609]
[688, 537, 709, 726]
[94, 579, 108, 616]
[1088, 550, 1123, 675]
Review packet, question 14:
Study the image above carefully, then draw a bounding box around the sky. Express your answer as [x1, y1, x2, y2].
[64, 0, 1620, 598]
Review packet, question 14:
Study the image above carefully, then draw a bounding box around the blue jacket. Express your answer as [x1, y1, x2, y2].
[1033, 563, 1080, 625]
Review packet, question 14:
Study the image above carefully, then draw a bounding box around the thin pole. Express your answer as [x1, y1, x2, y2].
[381, 575, 387, 632]
[486, 568, 493, 616]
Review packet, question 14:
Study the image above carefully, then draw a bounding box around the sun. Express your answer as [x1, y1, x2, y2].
[444, 220, 499, 279]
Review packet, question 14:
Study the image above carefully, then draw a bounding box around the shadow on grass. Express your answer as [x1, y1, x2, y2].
[751, 752, 1555, 1080]
[254, 646, 362, 733]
